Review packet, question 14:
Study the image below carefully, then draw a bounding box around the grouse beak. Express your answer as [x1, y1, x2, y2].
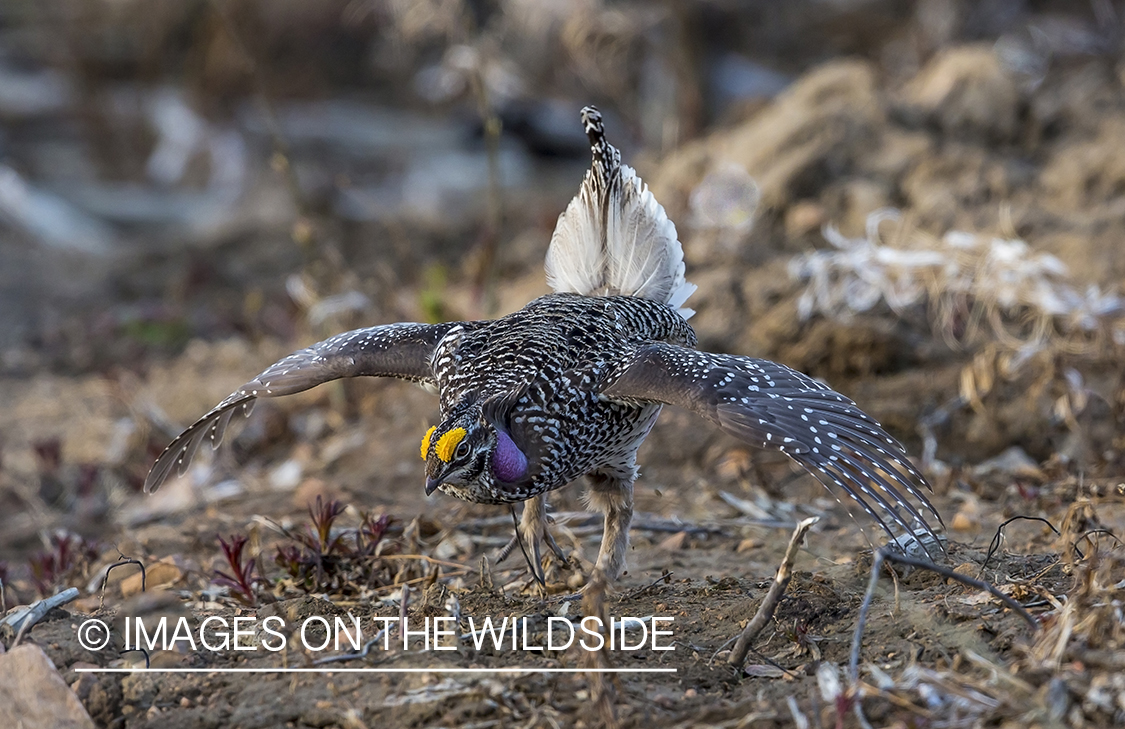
[424, 476, 442, 496]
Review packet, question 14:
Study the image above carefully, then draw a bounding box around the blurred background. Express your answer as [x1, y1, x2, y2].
[1, 0, 1124, 599]
[2, 2, 1125, 725]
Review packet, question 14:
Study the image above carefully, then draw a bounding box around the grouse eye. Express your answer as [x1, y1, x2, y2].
[454, 441, 471, 460]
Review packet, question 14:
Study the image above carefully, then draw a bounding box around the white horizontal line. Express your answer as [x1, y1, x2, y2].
[74, 667, 676, 674]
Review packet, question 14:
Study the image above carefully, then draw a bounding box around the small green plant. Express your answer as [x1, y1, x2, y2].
[419, 263, 448, 324]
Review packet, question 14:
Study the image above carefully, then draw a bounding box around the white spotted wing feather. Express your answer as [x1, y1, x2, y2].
[602, 343, 944, 555]
[143, 322, 456, 493]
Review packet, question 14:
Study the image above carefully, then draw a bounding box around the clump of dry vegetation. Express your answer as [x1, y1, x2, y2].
[787, 209, 1125, 476]
[852, 506, 1124, 728]
[791, 210, 1125, 352]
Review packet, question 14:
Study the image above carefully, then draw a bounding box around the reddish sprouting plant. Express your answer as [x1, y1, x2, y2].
[304, 496, 347, 555]
[274, 544, 304, 581]
[214, 534, 258, 606]
[273, 502, 397, 594]
[32, 438, 62, 474]
[28, 533, 100, 597]
[356, 511, 393, 556]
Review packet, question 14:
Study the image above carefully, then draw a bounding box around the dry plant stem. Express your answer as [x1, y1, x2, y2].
[843, 553, 888, 681]
[509, 505, 546, 587]
[378, 554, 472, 571]
[399, 584, 409, 630]
[857, 680, 933, 718]
[100, 559, 146, 609]
[468, 67, 503, 316]
[369, 570, 469, 595]
[581, 570, 618, 728]
[625, 570, 674, 600]
[728, 516, 819, 668]
[981, 516, 1061, 573]
[849, 548, 1038, 685]
[312, 628, 388, 666]
[785, 696, 809, 729]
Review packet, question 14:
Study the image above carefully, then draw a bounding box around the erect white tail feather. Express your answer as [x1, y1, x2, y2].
[545, 106, 696, 320]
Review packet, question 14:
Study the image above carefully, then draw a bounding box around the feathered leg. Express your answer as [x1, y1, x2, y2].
[585, 468, 635, 582]
[496, 495, 567, 582]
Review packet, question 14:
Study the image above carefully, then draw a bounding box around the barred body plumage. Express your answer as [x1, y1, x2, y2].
[427, 293, 692, 504]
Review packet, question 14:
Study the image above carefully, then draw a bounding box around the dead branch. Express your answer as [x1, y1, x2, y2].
[727, 516, 819, 668]
[5, 587, 80, 649]
[850, 546, 1039, 686]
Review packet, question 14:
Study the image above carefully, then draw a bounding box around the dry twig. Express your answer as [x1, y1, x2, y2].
[981, 516, 1061, 573]
[100, 558, 146, 609]
[5, 587, 80, 649]
[727, 516, 819, 668]
[581, 570, 618, 728]
[848, 545, 1040, 725]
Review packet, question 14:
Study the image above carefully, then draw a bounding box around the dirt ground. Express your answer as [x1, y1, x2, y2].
[3, 2, 1125, 728]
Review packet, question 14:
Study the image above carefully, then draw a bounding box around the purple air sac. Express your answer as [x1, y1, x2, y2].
[492, 430, 528, 482]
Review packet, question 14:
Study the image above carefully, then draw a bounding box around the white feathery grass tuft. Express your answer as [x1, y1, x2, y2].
[789, 208, 1125, 358]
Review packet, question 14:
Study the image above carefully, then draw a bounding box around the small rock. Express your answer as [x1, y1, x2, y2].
[902, 44, 1020, 139]
[951, 510, 979, 533]
[785, 200, 826, 239]
[121, 558, 183, 598]
[148, 650, 187, 668]
[433, 531, 475, 561]
[735, 539, 760, 553]
[948, 562, 977, 585]
[657, 531, 689, 551]
[971, 446, 1043, 479]
[302, 707, 339, 728]
[269, 459, 303, 491]
[0, 644, 95, 729]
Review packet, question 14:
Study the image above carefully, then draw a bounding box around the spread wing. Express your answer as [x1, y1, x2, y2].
[602, 343, 943, 551]
[144, 322, 460, 493]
